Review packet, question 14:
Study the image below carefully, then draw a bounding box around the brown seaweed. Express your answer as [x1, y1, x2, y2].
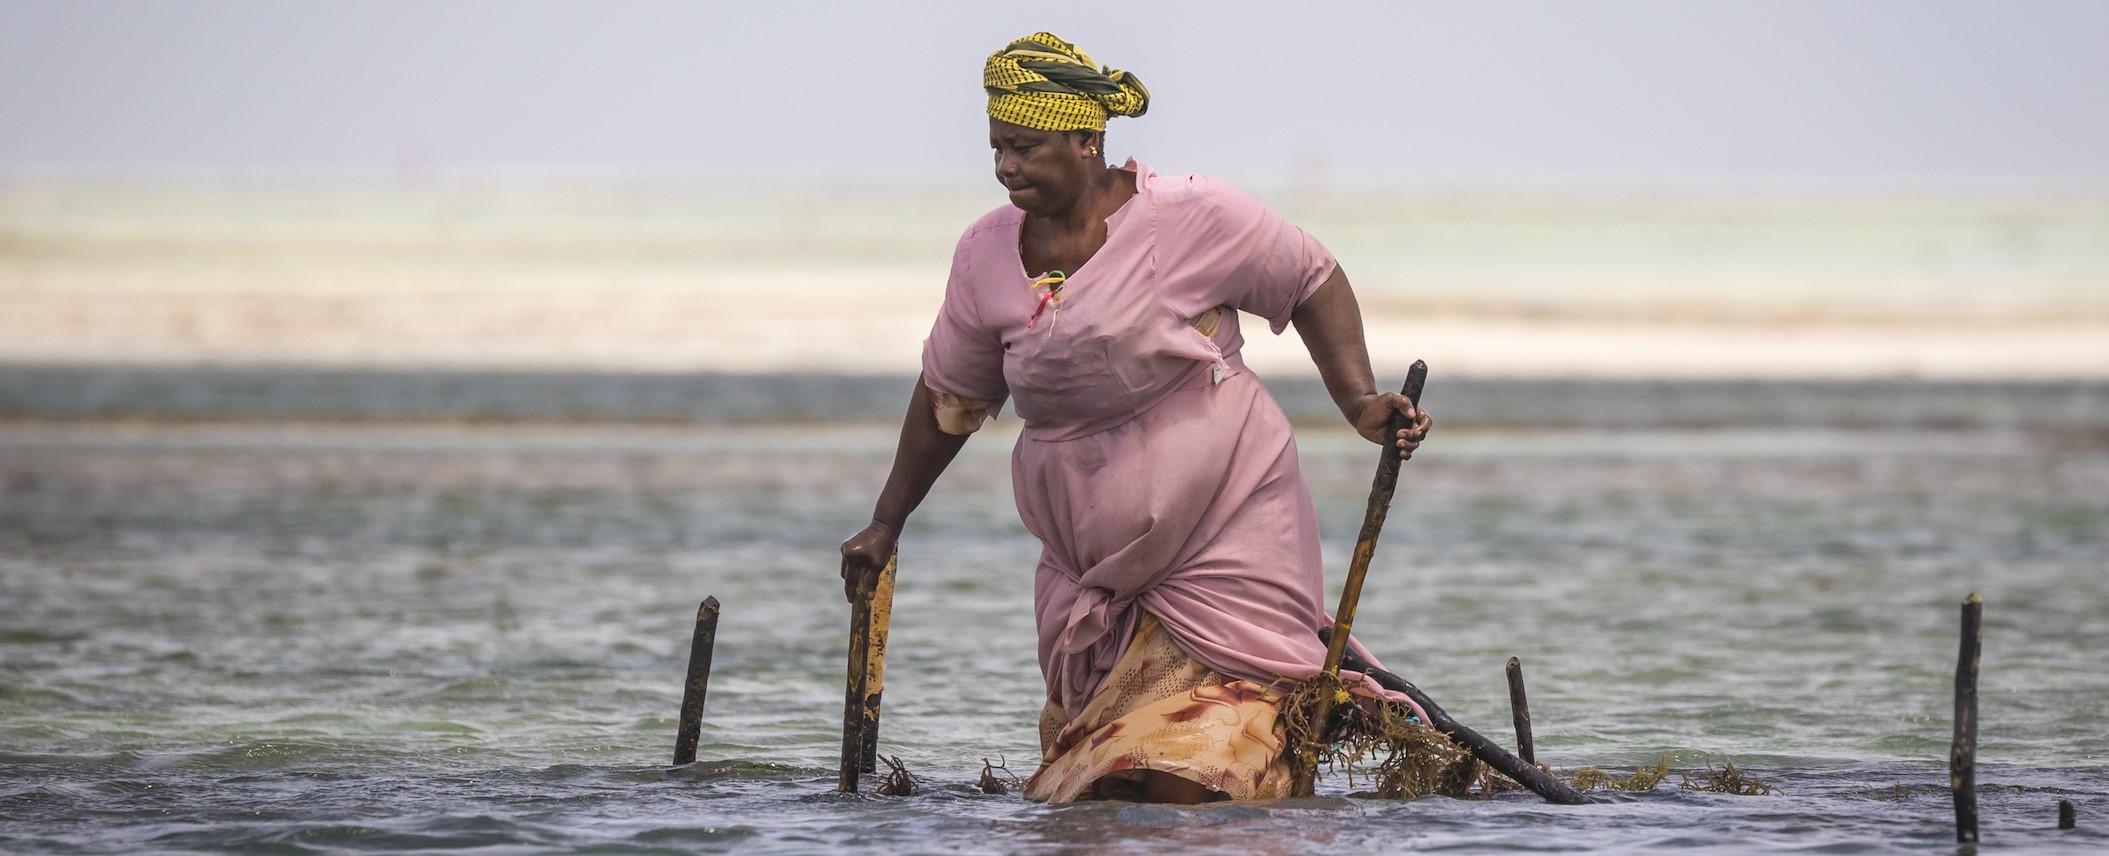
[1569, 756, 1670, 792]
[874, 753, 921, 797]
[1678, 760, 1779, 796]
[977, 756, 1024, 795]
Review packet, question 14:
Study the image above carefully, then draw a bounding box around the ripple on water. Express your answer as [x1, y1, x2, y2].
[661, 758, 813, 784]
[1871, 732, 1951, 755]
[0, 628, 91, 644]
[146, 819, 554, 854]
[395, 719, 486, 735]
[138, 740, 353, 773]
[630, 823, 762, 845]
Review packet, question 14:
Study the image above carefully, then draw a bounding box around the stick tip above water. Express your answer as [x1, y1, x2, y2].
[1964, 592, 1982, 605]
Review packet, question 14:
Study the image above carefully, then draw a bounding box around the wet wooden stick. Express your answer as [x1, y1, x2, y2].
[837, 574, 875, 793]
[857, 555, 898, 774]
[1337, 644, 1593, 805]
[2058, 798, 2075, 830]
[672, 596, 720, 766]
[1506, 656, 1535, 766]
[1295, 361, 1427, 798]
[1951, 592, 1982, 843]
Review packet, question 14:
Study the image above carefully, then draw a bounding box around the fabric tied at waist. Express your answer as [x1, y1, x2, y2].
[1054, 586, 1134, 656]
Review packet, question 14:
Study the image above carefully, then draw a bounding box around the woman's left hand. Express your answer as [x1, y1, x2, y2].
[1351, 393, 1432, 460]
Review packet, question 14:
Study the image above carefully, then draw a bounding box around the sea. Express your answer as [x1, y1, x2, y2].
[1, 180, 2106, 853]
[2, 367, 2105, 854]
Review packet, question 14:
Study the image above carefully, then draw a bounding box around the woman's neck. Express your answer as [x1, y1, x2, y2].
[1029, 166, 1131, 236]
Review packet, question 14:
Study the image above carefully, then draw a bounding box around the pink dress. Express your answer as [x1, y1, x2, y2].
[922, 160, 1406, 726]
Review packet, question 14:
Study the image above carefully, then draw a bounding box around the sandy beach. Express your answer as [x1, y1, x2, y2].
[4, 181, 2105, 379]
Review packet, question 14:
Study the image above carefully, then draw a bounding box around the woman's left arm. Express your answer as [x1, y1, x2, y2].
[1289, 264, 1432, 459]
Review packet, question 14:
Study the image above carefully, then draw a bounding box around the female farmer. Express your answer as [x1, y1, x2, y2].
[840, 33, 1430, 803]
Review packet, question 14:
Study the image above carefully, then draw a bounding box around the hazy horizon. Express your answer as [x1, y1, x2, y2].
[5, 1, 2109, 190]
[6, 1, 2107, 381]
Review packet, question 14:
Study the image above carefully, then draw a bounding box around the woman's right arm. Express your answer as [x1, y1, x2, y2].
[839, 374, 970, 601]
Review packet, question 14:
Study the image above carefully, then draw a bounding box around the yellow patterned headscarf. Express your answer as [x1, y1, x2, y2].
[984, 33, 1149, 132]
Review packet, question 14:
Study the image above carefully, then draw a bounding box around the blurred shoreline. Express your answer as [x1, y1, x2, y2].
[4, 364, 2105, 434]
[4, 179, 2106, 380]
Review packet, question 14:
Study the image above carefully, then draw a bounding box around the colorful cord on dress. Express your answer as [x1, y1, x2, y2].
[1027, 270, 1065, 330]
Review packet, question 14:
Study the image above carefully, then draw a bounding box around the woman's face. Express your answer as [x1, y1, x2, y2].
[990, 118, 1098, 216]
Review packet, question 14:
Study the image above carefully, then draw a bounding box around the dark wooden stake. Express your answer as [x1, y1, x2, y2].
[2058, 798, 2075, 830]
[1506, 656, 1536, 766]
[1951, 592, 1982, 844]
[837, 581, 874, 793]
[1337, 645, 1593, 805]
[858, 555, 898, 774]
[1295, 361, 1427, 798]
[672, 596, 720, 766]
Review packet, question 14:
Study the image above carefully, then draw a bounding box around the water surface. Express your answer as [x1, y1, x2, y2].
[2, 389, 2106, 853]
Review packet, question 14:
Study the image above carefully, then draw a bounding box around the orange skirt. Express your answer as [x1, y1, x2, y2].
[1023, 614, 1294, 802]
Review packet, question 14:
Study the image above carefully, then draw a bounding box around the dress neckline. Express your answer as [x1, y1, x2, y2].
[1012, 160, 1144, 282]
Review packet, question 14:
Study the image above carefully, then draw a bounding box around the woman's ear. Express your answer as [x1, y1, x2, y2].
[1077, 130, 1105, 159]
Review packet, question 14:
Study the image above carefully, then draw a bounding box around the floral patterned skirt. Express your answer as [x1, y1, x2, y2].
[1022, 614, 1294, 802]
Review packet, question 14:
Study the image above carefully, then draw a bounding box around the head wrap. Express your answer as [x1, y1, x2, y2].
[983, 33, 1149, 132]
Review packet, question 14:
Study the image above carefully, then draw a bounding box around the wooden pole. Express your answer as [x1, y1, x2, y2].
[858, 554, 898, 774]
[1338, 644, 1594, 805]
[1294, 361, 1427, 797]
[837, 575, 875, 793]
[1951, 592, 1982, 843]
[2058, 798, 2075, 830]
[672, 596, 720, 766]
[1506, 656, 1535, 766]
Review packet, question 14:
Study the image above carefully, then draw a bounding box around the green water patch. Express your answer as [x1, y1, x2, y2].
[141, 740, 356, 773]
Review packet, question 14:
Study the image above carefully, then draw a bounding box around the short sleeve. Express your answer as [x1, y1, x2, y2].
[919, 231, 1011, 413]
[1159, 175, 1337, 334]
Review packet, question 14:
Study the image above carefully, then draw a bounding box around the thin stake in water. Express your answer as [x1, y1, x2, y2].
[838, 553, 897, 792]
[858, 556, 898, 773]
[1951, 592, 1982, 844]
[838, 587, 873, 791]
[1507, 656, 1535, 766]
[672, 596, 720, 766]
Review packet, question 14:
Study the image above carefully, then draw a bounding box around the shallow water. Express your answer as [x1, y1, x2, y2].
[3, 409, 2107, 853]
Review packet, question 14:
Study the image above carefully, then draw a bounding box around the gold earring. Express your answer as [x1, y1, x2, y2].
[1088, 146, 1099, 157]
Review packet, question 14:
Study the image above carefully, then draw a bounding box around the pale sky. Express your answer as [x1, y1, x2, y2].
[4, 0, 2108, 187]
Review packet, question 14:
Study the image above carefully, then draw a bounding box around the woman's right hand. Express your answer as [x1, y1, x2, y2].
[839, 521, 900, 602]
[1351, 393, 1433, 460]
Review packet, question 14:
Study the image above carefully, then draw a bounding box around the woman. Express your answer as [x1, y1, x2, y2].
[838, 33, 1431, 804]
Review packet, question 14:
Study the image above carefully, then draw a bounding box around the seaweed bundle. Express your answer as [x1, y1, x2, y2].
[1282, 675, 1483, 799]
[1569, 756, 1670, 792]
